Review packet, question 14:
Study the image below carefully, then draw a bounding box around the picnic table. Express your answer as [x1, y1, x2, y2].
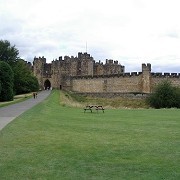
[84, 105, 105, 113]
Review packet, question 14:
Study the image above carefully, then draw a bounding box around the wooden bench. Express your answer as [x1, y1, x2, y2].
[84, 105, 93, 113]
[84, 105, 105, 113]
[95, 106, 105, 113]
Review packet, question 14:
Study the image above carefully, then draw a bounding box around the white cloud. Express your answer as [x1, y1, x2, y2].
[0, 0, 180, 72]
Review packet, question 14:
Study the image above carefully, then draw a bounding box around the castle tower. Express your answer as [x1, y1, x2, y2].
[77, 52, 94, 76]
[51, 59, 62, 89]
[33, 56, 46, 89]
[141, 63, 151, 93]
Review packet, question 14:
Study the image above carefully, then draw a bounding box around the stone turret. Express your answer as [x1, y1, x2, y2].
[142, 63, 151, 93]
[104, 59, 125, 75]
[33, 56, 47, 89]
[77, 52, 94, 76]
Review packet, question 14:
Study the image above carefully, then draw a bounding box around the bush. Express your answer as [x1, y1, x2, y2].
[174, 87, 180, 108]
[0, 61, 14, 101]
[147, 80, 180, 108]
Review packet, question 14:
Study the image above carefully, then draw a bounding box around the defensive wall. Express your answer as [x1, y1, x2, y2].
[32, 52, 180, 94]
[65, 74, 141, 93]
[63, 64, 180, 94]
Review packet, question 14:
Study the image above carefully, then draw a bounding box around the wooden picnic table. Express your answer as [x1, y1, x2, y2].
[84, 105, 105, 113]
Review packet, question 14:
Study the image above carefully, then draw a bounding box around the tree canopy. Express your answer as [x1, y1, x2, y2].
[0, 61, 14, 101]
[0, 40, 19, 66]
[13, 60, 39, 94]
[0, 39, 39, 98]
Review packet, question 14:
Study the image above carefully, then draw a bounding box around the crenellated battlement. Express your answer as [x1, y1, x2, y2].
[71, 71, 143, 79]
[105, 59, 119, 65]
[78, 52, 91, 59]
[51, 53, 122, 66]
[33, 56, 46, 64]
[142, 63, 151, 72]
[151, 72, 180, 78]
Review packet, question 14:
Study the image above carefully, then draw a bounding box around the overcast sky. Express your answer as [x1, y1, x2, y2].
[0, 0, 180, 72]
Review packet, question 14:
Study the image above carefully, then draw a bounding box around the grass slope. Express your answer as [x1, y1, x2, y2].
[0, 93, 32, 107]
[61, 91, 149, 109]
[0, 90, 179, 179]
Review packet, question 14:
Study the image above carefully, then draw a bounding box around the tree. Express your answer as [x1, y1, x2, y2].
[0, 61, 14, 101]
[0, 40, 19, 66]
[147, 80, 180, 108]
[13, 60, 39, 94]
[0, 40, 39, 95]
[0, 79, 1, 95]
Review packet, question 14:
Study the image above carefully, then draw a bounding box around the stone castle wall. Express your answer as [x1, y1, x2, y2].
[33, 52, 180, 93]
[69, 75, 141, 93]
[151, 73, 180, 90]
[66, 73, 180, 94]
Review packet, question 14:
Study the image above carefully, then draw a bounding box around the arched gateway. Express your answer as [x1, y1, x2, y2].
[44, 79, 51, 90]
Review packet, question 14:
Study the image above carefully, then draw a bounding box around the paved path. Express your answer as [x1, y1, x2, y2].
[0, 90, 51, 130]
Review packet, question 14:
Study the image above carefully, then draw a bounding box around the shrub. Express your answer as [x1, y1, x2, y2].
[147, 80, 180, 108]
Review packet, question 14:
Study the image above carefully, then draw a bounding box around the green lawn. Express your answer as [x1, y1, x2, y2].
[0, 90, 179, 179]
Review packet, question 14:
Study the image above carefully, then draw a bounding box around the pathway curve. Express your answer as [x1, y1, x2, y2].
[0, 90, 51, 130]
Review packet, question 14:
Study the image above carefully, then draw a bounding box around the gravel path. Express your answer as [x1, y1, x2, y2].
[0, 90, 51, 130]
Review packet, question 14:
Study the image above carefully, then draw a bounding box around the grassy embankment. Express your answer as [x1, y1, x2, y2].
[0, 90, 179, 179]
[0, 93, 32, 108]
[60, 91, 149, 109]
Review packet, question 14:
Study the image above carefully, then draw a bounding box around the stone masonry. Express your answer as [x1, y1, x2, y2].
[33, 52, 180, 93]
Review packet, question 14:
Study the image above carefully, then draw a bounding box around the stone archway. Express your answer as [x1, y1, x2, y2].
[44, 79, 51, 90]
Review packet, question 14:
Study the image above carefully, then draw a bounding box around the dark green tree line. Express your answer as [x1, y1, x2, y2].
[0, 61, 14, 101]
[0, 40, 19, 65]
[13, 60, 39, 94]
[0, 40, 39, 101]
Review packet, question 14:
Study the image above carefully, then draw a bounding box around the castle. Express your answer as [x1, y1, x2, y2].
[33, 52, 180, 94]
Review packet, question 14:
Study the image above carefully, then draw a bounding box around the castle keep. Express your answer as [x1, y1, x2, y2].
[33, 52, 180, 94]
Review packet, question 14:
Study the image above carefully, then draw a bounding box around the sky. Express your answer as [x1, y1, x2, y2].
[0, 0, 180, 73]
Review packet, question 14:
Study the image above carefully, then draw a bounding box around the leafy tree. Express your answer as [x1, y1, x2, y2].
[0, 40, 39, 95]
[13, 60, 39, 94]
[147, 80, 180, 108]
[0, 79, 1, 94]
[0, 61, 14, 101]
[0, 40, 19, 66]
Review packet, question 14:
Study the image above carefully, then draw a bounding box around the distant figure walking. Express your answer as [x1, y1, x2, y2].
[35, 92, 38, 98]
[33, 92, 36, 99]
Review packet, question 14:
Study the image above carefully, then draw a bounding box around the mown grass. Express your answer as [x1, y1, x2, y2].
[0, 90, 179, 179]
